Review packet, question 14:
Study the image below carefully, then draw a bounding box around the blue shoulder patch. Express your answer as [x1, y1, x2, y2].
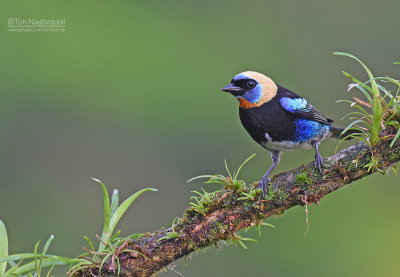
[279, 97, 309, 113]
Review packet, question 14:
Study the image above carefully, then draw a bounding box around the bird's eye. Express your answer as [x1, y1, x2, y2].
[247, 80, 256, 89]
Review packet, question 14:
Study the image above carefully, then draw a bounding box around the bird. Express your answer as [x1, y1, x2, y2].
[221, 71, 357, 195]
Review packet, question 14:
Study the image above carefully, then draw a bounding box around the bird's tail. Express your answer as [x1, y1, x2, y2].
[330, 126, 362, 140]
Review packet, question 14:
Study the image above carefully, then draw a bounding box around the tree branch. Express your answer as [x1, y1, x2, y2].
[78, 127, 400, 277]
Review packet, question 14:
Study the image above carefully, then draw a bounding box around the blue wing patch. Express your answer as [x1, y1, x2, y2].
[279, 97, 310, 113]
[279, 97, 331, 124]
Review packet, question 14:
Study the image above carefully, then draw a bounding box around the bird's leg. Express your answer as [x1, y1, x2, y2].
[312, 140, 323, 173]
[259, 151, 280, 197]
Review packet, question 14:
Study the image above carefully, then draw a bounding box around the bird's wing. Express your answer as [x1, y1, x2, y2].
[279, 97, 332, 125]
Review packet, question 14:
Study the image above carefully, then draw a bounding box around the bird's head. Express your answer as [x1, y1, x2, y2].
[221, 71, 278, 109]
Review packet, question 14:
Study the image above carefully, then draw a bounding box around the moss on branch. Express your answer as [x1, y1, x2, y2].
[77, 125, 400, 277]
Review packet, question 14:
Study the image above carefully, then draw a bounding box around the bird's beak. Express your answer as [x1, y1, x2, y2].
[221, 84, 244, 96]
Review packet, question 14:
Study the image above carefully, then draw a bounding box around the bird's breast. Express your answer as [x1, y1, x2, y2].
[239, 104, 332, 152]
[239, 101, 297, 144]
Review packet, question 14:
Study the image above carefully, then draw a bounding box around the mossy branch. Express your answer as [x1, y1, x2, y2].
[78, 126, 400, 277]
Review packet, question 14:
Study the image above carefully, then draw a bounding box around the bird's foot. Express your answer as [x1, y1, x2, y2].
[314, 153, 324, 173]
[258, 178, 270, 197]
[258, 177, 280, 198]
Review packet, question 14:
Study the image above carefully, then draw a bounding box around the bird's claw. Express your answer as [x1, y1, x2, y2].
[258, 178, 270, 197]
[314, 153, 324, 173]
[258, 178, 280, 198]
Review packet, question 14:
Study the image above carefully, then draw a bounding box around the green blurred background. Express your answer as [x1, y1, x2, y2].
[1, 0, 399, 276]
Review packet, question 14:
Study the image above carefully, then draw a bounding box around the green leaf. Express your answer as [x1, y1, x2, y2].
[341, 120, 366, 135]
[125, 233, 143, 240]
[99, 252, 113, 273]
[110, 189, 119, 218]
[116, 255, 121, 275]
[261, 222, 276, 229]
[256, 221, 275, 236]
[0, 254, 43, 263]
[350, 105, 373, 125]
[343, 72, 373, 104]
[344, 112, 372, 125]
[0, 220, 8, 276]
[93, 178, 112, 253]
[238, 240, 247, 250]
[377, 76, 400, 87]
[38, 235, 54, 275]
[8, 258, 68, 275]
[234, 153, 256, 181]
[46, 265, 55, 277]
[334, 52, 378, 93]
[2, 255, 81, 276]
[84, 235, 95, 251]
[390, 128, 400, 147]
[342, 71, 373, 92]
[334, 52, 382, 145]
[67, 261, 92, 277]
[110, 230, 121, 243]
[239, 237, 258, 243]
[42, 235, 54, 257]
[92, 178, 111, 236]
[33, 240, 40, 273]
[377, 84, 394, 99]
[224, 160, 233, 180]
[187, 175, 215, 183]
[109, 188, 157, 237]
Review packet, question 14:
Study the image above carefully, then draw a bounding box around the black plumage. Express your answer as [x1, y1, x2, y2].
[222, 71, 358, 195]
[239, 85, 323, 145]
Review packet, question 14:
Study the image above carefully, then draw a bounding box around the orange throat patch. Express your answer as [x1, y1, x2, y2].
[237, 97, 259, 109]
